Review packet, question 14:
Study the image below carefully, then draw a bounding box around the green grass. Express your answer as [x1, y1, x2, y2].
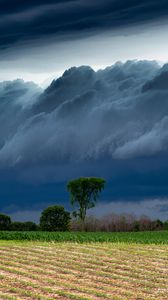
[0, 230, 168, 244]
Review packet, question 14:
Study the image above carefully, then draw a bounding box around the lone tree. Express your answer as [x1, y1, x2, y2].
[67, 177, 105, 225]
[40, 205, 71, 231]
[0, 214, 11, 230]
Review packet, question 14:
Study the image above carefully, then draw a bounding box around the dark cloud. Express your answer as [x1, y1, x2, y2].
[0, 60, 165, 169]
[1, 0, 168, 50]
[0, 60, 168, 215]
[0, 79, 41, 150]
[142, 71, 168, 91]
[0, 0, 74, 14]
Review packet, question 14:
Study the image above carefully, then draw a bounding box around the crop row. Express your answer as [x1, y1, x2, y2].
[0, 230, 168, 244]
[0, 241, 168, 299]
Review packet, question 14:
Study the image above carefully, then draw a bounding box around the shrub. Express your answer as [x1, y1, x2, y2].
[40, 205, 71, 231]
[0, 213, 11, 230]
[11, 221, 37, 231]
[163, 221, 168, 230]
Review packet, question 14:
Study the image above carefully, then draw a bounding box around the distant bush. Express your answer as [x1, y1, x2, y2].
[1, 209, 167, 233]
[71, 213, 166, 232]
[10, 221, 38, 231]
[0, 214, 11, 230]
[40, 205, 71, 231]
[163, 221, 168, 230]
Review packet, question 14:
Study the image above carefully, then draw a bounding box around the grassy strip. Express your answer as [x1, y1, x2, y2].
[0, 230, 168, 244]
[0, 292, 19, 300]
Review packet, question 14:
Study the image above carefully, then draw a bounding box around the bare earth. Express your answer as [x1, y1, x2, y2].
[0, 241, 168, 300]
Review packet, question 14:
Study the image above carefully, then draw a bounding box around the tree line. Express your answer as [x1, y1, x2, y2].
[1, 211, 168, 232]
[0, 177, 167, 232]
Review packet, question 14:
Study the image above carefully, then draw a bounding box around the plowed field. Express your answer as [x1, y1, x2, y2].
[0, 241, 167, 300]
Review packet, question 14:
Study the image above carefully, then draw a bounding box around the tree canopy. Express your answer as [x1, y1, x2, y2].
[40, 205, 71, 231]
[67, 177, 105, 224]
[0, 213, 11, 230]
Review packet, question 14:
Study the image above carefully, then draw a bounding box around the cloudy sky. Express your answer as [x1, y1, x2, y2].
[1, 0, 168, 222]
[1, 0, 168, 85]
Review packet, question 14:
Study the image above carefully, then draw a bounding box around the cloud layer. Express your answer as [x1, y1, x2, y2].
[1, 60, 168, 214]
[0, 60, 166, 167]
[1, 0, 168, 50]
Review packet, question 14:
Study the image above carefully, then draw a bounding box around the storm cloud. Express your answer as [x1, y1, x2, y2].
[1, 60, 168, 215]
[0, 60, 165, 166]
[1, 0, 168, 51]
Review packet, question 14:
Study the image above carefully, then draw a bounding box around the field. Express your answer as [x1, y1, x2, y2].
[0, 238, 168, 300]
[1, 230, 168, 244]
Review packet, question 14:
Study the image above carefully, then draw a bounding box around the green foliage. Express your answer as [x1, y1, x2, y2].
[11, 221, 37, 231]
[133, 221, 140, 232]
[151, 219, 163, 230]
[40, 205, 71, 231]
[163, 221, 168, 230]
[0, 213, 11, 230]
[0, 231, 168, 244]
[67, 177, 105, 223]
